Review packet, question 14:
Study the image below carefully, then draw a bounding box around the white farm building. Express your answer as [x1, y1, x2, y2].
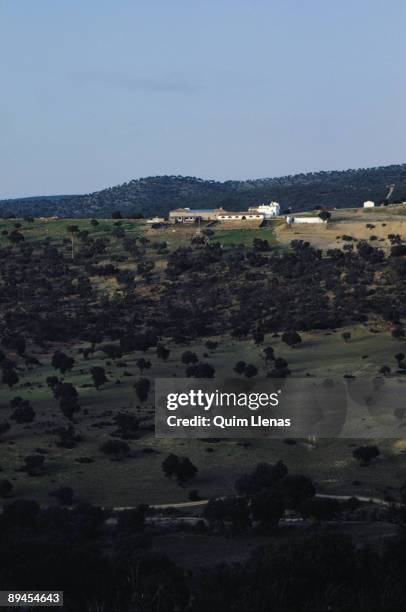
[363, 201, 375, 208]
[249, 202, 280, 217]
[286, 216, 327, 225]
[169, 207, 264, 223]
[168, 201, 280, 224]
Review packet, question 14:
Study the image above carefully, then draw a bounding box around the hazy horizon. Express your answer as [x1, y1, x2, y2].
[1, 0, 405, 198]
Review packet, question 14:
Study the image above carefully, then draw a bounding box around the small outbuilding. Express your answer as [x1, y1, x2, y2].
[248, 202, 280, 217]
[363, 201, 375, 208]
[286, 216, 327, 225]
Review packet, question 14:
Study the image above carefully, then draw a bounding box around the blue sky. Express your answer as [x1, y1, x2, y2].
[0, 0, 405, 198]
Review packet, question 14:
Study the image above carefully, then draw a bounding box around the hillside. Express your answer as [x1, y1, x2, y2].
[1, 163, 406, 218]
[1, 213, 406, 508]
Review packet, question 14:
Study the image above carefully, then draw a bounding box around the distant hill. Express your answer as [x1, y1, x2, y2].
[1, 164, 406, 218]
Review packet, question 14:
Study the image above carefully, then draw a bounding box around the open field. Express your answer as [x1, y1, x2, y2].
[276, 204, 406, 251]
[211, 222, 281, 247]
[135, 219, 281, 249]
[3, 203, 406, 253]
[0, 217, 145, 246]
[1, 323, 406, 507]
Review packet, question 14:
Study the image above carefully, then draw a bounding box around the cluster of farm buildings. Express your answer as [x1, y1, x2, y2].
[147, 200, 380, 225]
[169, 202, 281, 223]
[148, 201, 328, 225]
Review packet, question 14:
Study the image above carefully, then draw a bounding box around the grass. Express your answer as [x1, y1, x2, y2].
[2, 323, 406, 507]
[212, 223, 280, 247]
[366, 205, 406, 216]
[0, 218, 145, 246]
[145, 220, 283, 250]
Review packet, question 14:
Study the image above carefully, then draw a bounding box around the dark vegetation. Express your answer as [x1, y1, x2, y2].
[1, 220, 406, 374]
[1, 163, 406, 217]
[2, 461, 406, 611]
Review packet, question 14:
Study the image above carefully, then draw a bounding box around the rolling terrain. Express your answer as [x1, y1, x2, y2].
[1, 207, 406, 507]
[2, 207, 406, 612]
[1, 163, 406, 218]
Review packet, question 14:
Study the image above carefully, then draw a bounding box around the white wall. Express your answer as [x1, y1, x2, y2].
[287, 216, 327, 224]
[218, 214, 263, 221]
